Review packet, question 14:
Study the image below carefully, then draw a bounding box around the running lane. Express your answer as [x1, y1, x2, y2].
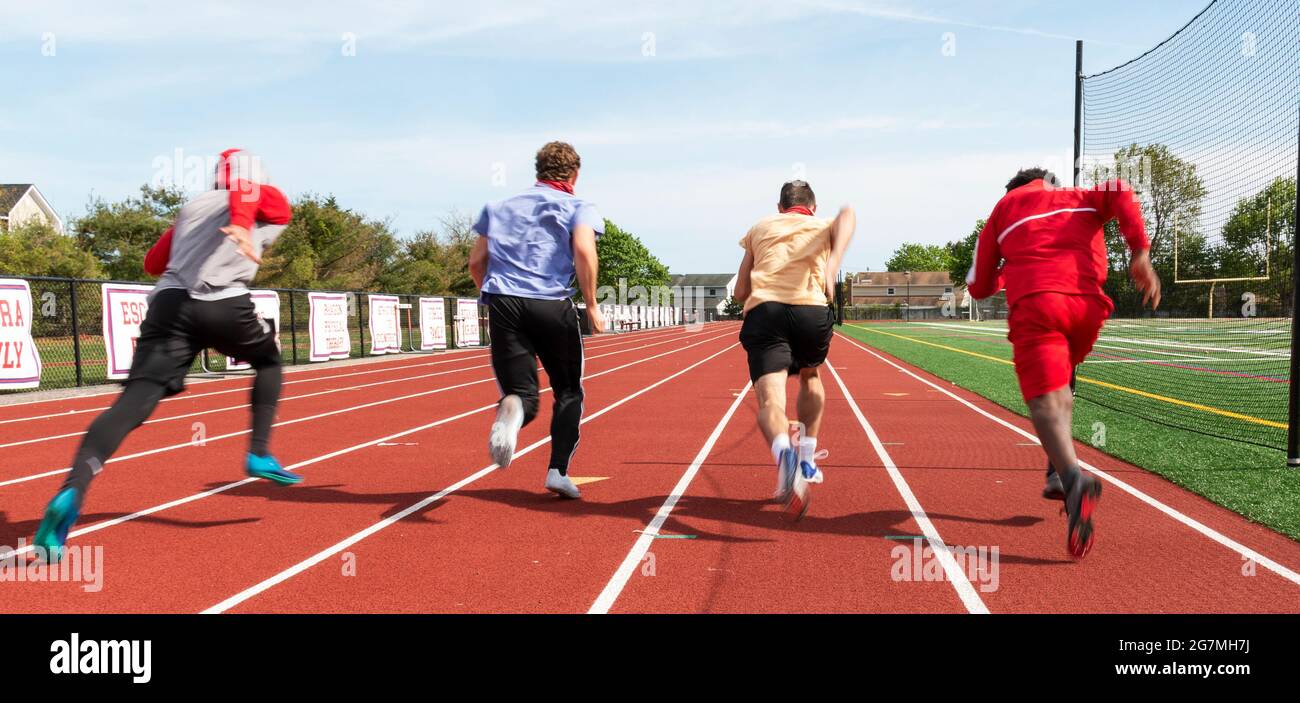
[0, 326, 739, 612]
[600, 337, 971, 613]
[831, 332, 1300, 613]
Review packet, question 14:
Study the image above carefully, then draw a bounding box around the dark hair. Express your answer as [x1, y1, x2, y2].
[1005, 167, 1059, 192]
[779, 180, 816, 210]
[535, 141, 581, 181]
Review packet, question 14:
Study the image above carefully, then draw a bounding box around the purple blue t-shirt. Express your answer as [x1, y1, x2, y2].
[474, 184, 604, 300]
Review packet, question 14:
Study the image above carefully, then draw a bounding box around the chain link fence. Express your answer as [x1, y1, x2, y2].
[6, 276, 491, 393]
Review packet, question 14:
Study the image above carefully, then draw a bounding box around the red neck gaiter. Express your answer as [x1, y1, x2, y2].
[537, 180, 575, 195]
[782, 206, 814, 216]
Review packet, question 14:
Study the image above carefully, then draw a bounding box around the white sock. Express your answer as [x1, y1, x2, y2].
[799, 437, 818, 463]
[770, 434, 791, 462]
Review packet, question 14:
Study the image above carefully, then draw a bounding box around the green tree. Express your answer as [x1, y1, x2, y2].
[375, 212, 479, 296]
[0, 220, 104, 278]
[255, 194, 401, 291]
[1096, 144, 1207, 314]
[885, 242, 952, 273]
[73, 184, 185, 280]
[595, 219, 671, 297]
[945, 219, 984, 286]
[721, 295, 744, 318]
[1218, 177, 1296, 316]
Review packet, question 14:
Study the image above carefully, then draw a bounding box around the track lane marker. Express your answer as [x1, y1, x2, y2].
[824, 359, 989, 614]
[0, 329, 737, 488]
[201, 342, 742, 614]
[0, 334, 741, 562]
[589, 380, 750, 614]
[835, 331, 1300, 589]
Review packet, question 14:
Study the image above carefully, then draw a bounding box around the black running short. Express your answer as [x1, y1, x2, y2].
[738, 302, 835, 382]
[127, 288, 281, 395]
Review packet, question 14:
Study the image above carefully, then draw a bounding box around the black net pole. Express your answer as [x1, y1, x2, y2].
[69, 280, 83, 387]
[1289, 104, 1300, 467]
[1073, 40, 1083, 188]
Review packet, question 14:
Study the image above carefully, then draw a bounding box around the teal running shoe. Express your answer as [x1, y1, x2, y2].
[245, 453, 303, 485]
[33, 487, 82, 563]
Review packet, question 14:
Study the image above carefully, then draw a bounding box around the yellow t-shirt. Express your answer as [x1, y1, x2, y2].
[739, 213, 832, 314]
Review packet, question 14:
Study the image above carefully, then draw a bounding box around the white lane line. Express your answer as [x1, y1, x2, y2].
[0, 324, 722, 449]
[201, 341, 741, 614]
[825, 359, 990, 614]
[834, 331, 1300, 588]
[589, 380, 751, 614]
[0, 322, 720, 425]
[0, 335, 741, 562]
[0, 329, 736, 489]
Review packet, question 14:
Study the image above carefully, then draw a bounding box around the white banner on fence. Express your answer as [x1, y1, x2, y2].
[368, 294, 401, 355]
[0, 279, 41, 389]
[308, 292, 351, 362]
[101, 283, 153, 380]
[419, 297, 447, 350]
[226, 290, 282, 371]
[454, 298, 481, 348]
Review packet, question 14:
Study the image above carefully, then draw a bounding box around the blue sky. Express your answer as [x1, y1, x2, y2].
[1, 0, 1211, 275]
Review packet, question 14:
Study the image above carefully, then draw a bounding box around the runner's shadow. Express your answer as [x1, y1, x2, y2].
[205, 481, 450, 524]
[0, 510, 260, 549]
[448, 488, 1050, 553]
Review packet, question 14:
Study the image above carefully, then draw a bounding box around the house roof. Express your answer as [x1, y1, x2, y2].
[850, 271, 952, 287]
[670, 273, 735, 288]
[0, 184, 34, 215]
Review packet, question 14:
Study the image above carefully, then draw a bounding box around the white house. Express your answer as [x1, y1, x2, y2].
[0, 184, 64, 233]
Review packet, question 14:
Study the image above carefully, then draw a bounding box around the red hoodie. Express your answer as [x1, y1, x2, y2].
[142, 184, 291, 276]
[966, 179, 1150, 308]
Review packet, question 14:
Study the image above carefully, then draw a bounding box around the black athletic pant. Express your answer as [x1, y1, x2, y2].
[61, 289, 283, 498]
[486, 293, 585, 475]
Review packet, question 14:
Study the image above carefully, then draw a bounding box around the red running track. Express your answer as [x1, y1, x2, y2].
[1, 324, 1297, 613]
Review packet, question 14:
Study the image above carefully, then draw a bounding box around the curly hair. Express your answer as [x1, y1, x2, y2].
[1005, 167, 1060, 192]
[535, 141, 582, 182]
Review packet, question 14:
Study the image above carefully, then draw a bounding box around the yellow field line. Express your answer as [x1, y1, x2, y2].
[848, 323, 1287, 430]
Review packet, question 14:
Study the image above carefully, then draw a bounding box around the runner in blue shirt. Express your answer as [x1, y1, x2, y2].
[469, 141, 604, 499]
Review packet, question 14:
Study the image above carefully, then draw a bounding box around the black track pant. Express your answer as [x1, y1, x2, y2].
[487, 294, 585, 475]
[61, 289, 283, 497]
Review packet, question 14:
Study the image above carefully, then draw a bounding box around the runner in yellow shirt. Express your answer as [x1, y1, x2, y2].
[734, 180, 855, 520]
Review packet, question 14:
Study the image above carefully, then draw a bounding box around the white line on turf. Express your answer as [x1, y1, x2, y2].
[0, 335, 740, 562]
[824, 359, 989, 614]
[200, 341, 742, 614]
[588, 380, 751, 614]
[0, 329, 736, 488]
[834, 331, 1300, 588]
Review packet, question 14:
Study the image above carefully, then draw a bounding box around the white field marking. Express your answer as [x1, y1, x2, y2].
[913, 321, 1289, 359]
[834, 332, 1300, 588]
[0, 325, 722, 449]
[0, 329, 737, 489]
[825, 360, 989, 614]
[589, 380, 751, 614]
[0, 337, 741, 564]
[0, 322, 716, 425]
[1082, 358, 1284, 365]
[201, 341, 742, 614]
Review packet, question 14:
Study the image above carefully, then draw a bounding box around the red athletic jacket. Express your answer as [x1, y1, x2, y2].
[965, 179, 1150, 308]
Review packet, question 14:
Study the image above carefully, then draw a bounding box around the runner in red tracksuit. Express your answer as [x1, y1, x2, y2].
[967, 168, 1161, 557]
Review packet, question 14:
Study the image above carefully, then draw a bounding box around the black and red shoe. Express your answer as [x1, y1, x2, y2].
[1064, 471, 1102, 558]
